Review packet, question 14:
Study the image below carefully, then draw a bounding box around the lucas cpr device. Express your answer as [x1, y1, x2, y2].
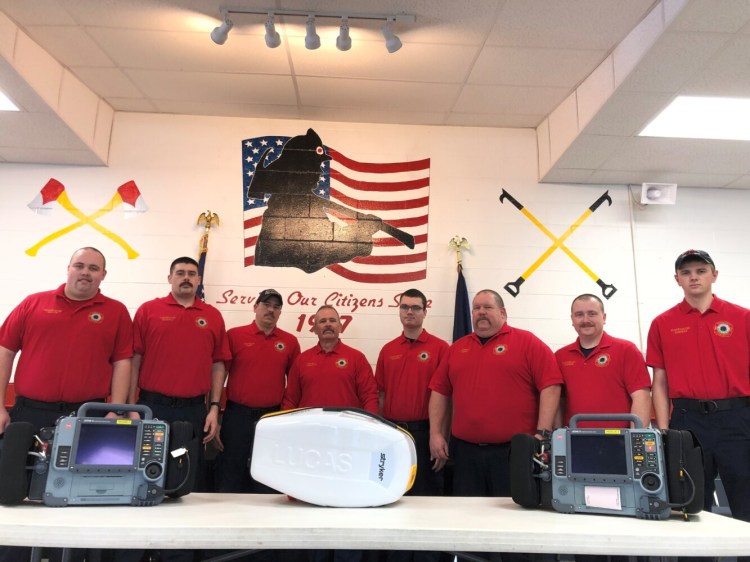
[250, 407, 417, 507]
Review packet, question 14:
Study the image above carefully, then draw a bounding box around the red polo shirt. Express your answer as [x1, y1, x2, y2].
[429, 324, 562, 443]
[226, 321, 300, 407]
[646, 296, 750, 399]
[556, 332, 651, 427]
[375, 329, 448, 421]
[133, 294, 230, 397]
[281, 340, 378, 414]
[0, 285, 133, 402]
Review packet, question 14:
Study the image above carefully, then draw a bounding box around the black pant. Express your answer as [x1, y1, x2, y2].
[215, 401, 279, 494]
[670, 404, 750, 524]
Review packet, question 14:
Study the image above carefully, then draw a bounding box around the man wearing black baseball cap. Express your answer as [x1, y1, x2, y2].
[215, 288, 300, 495]
[647, 249, 750, 529]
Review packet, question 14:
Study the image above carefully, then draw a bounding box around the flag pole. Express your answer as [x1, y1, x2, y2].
[449, 235, 471, 342]
[196, 210, 220, 302]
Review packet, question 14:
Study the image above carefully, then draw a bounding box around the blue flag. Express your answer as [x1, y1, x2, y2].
[453, 267, 471, 342]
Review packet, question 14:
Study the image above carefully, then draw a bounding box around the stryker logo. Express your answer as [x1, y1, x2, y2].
[378, 453, 386, 481]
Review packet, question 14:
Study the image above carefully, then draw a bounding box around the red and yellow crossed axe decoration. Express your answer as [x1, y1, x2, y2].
[25, 179, 146, 259]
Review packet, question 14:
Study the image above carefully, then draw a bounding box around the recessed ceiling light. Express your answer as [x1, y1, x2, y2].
[0, 90, 20, 111]
[640, 96, 750, 141]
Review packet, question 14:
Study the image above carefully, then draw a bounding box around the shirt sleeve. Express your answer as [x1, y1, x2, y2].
[355, 353, 378, 414]
[110, 303, 134, 362]
[428, 346, 453, 396]
[645, 319, 665, 369]
[0, 298, 29, 352]
[530, 336, 563, 390]
[281, 355, 302, 410]
[622, 341, 651, 394]
[374, 347, 386, 392]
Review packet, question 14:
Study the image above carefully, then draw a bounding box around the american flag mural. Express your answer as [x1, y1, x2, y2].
[242, 134, 430, 284]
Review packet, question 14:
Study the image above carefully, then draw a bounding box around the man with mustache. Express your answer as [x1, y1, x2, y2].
[555, 294, 651, 429]
[281, 305, 377, 562]
[281, 305, 377, 414]
[647, 250, 750, 534]
[429, 289, 562, 496]
[215, 288, 300, 494]
[130, 256, 230, 494]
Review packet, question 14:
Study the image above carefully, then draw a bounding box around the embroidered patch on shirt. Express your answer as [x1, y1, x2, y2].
[714, 321, 733, 337]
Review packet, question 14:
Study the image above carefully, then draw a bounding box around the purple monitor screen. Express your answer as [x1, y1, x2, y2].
[74, 423, 138, 466]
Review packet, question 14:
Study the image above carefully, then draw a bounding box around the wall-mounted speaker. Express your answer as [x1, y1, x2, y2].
[640, 183, 677, 205]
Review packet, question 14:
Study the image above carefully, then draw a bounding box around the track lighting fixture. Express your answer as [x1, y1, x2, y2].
[210, 15, 233, 45]
[210, 8, 414, 52]
[305, 15, 321, 50]
[336, 17, 352, 52]
[265, 14, 281, 48]
[382, 18, 402, 53]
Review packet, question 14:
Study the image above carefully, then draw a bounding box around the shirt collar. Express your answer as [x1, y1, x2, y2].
[165, 292, 204, 310]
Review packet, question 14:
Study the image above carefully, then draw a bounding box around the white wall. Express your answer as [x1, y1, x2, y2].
[1, 112, 748, 369]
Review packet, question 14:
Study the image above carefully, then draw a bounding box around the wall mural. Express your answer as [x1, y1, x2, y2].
[499, 189, 617, 299]
[241, 128, 429, 284]
[25, 178, 148, 259]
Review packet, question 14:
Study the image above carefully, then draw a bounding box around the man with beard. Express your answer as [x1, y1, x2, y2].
[215, 288, 300, 494]
[130, 256, 230, 494]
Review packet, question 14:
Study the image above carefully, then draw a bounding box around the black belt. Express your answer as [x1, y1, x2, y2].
[453, 436, 510, 448]
[673, 396, 749, 414]
[393, 419, 430, 431]
[225, 400, 279, 416]
[139, 389, 206, 407]
[15, 396, 104, 412]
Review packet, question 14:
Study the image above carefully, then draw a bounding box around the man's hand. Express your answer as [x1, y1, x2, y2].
[203, 408, 219, 443]
[211, 428, 224, 453]
[429, 433, 449, 471]
[0, 406, 10, 434]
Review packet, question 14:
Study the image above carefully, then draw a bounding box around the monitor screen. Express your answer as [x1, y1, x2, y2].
[74, 422, 139, 466]
[569, 433, 628, 476]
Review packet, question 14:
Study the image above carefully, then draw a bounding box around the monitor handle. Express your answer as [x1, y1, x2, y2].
[569, 413, 643, 429]
[76, 402, 154, 420]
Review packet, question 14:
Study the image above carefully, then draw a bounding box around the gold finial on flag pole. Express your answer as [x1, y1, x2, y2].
[197, 210, 220, 231]
[449, 235, 469, 272]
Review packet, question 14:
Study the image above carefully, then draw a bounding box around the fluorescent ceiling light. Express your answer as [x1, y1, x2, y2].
[640, 96, 750, 141]
[0, 90, 19, 111]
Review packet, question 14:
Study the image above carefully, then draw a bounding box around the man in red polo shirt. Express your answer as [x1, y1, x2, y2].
[429, 289, 562, 496]
[647, 249, 750, 527]
[556, 293, 651, 428]
[0, 247, 132, 433]
[282, 305, 377, 414]
[376, 288, 448, 497]
[215, 288, 300, 493]
[130, 256, 230, 494]
[0, 247, 133, 562]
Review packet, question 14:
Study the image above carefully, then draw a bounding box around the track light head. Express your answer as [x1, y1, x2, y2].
[210, 16, 234, 45]
[265, 14, 281, 48]
[336, 17, 352, 51]
[382, 18, 402, 53]
[305, 15, 321, 50]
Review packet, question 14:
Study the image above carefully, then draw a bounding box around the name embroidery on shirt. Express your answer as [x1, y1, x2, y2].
[670, 326, 690, 335]
[43, 309, 63, 314]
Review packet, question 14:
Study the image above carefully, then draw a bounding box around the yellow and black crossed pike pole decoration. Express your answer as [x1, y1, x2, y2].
[499, 189, 617, 299]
